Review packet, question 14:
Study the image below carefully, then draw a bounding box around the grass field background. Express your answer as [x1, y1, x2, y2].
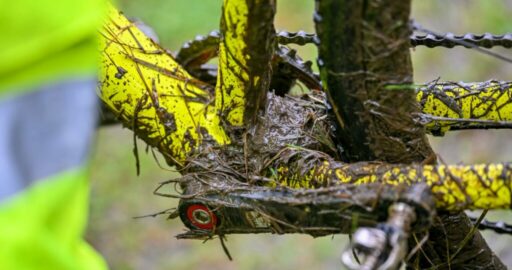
[87, 1, 512, 269]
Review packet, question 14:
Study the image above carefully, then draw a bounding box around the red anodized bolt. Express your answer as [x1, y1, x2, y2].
[186, 204, 218, 230]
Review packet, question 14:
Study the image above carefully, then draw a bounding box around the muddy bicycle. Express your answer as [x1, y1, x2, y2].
[98, 1, 512, 269]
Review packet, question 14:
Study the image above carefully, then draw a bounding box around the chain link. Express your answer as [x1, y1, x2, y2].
[277, 31, 317, 46]
[471, 217, 512, 235]
[411, 33, 512, 48]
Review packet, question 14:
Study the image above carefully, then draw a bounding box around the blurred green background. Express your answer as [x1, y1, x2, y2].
[87, 1, 512, 269]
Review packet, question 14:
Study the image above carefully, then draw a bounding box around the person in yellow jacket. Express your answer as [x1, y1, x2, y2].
[0, 0, 108, 269]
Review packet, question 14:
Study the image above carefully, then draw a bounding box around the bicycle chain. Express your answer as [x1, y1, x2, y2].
[411, 33, 512, 48]
[470, 217, 512, 235]
[176, 30, 511, 73]
[276, 30, 512, 49]
[277, 31, 317, 46]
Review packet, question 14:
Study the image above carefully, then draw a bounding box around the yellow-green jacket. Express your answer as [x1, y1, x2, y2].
[0, 0, 107, 269]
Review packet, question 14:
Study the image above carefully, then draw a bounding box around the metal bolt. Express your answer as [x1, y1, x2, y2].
[192, 209, 211, 225]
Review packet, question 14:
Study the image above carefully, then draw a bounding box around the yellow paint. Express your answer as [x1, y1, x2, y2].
[273, 156, 512, 211]
[99, 4, 230, 165]
[215, 0, 250, 126]
[215, 0, 273, 126]
[418, 82, 512, 134]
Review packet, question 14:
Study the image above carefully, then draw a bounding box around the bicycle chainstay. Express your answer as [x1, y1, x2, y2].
[276, 30, 512, 48]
